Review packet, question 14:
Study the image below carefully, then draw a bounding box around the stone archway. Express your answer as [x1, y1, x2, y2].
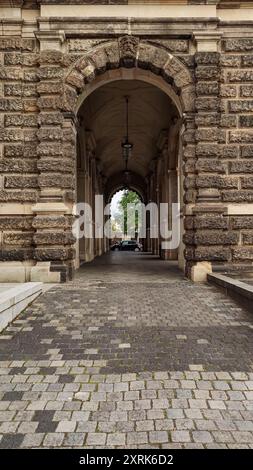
[32, 36, 196, 282]
[63, 37, 195, 114]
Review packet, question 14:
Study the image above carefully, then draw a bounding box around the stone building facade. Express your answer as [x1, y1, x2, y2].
[0, 0, 253, 282]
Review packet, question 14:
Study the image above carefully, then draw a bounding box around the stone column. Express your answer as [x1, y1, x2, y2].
[31, 32, 76, 282]
[0, 34, 38, 282]
[185, 31, 230, 281]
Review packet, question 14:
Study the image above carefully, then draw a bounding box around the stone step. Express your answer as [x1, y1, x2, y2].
[0, 282, 43, 333]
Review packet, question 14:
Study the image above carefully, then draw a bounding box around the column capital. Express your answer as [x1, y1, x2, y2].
[193, 31, 223, 52]
[35, 30, 66, 52]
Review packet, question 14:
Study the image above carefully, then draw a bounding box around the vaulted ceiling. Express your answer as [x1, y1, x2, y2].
[78, 80, 178, 181]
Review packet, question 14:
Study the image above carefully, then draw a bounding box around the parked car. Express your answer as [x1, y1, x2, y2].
[110, 240, 142, 251]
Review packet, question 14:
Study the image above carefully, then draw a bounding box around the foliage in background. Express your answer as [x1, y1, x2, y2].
[112, 190, 141, 237]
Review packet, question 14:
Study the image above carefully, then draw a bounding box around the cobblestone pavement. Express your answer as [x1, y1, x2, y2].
[1, 252, 253, 449]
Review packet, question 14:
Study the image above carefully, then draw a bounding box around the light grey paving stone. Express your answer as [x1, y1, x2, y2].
[171, 431, 191, 443]
[192, 431, 213, 443]
[149, 431, 169, 444]
[0, 422, 19, 433]
[212, 431, 234, 443]
[175, 419, 194, 431]
[43, 433, 64, 447]
[86, 433, 106, 446]
[130, 381, 145, 391]
[56, 420, 76, 433]
[185, 409, 203, 420]
[21, 433, 45, 448]
[134, 399, 151, 410]
[166, 409, 184, 419]
[216, 420, 237, 431]
[194, 420, 217, 431]
[155, 419, 174, 431]
[208, 400, 226, 410]
[232, 431, 253, 443]
[98, 422, 116, 433]
[17, 422, 38, 433]
[152, 399, 169, 409]
[129, 410, 146, 421]
[136, 420, 154, 432]
[127, 432, 148, 445]
[76, 421, 97, 433]
[184, 443, 204, 449]
[107, 433, 126, 446]
[116, 421, 134, 432]
[63, 433, 86, 447]
[189, 399, 207, 409]
[71, 411, 90, 421]
[117, 401, 133, 411]
[235, 420, 253, 432]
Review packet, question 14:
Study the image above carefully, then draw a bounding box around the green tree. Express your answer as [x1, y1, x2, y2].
[115, 190, 141, 236]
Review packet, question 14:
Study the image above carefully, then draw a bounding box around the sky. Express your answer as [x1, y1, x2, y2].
[110, 190, 124, 219]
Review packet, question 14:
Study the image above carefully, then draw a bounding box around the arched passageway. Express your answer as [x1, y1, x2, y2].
[75, 77, 185, 269]
[30, 38, 197, 283]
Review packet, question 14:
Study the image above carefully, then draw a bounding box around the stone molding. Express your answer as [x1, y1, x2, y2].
[35, 30, 65, 51]
[193, 30, 223, 52]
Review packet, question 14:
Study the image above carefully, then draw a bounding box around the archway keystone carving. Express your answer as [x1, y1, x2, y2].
[63, 37, 195, 114]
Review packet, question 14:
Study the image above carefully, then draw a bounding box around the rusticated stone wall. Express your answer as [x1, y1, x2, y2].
[220, 38, 253, 265]
[185, 39, 253, 273]
[0, 14, 253, 281]
[0, 37, 39, 265]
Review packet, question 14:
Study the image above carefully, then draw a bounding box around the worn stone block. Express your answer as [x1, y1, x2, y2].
[196, 175, 238, 189]
[222, 190, 253, 202]
[5, 176, 38, 189]
[193, 215, 228, 230]
[240, 85, 253, 97]
[37, 128, 63, 142]
[231, 216, 253, 229]
[196, 129, 220, 142]
[38, 174, 74, 189]
[227, 71, 253, 83]
[229, 131, 253, 143]
[223, 39, 253, 52]
[220, 115, 237, 128]
[242, 233, 253, 245]
[241, 146, 253, 158]
[239, 116, 253, 128]
[232, 248, 253, 261]
[241, 177, 253, 188]
[229, 100, 253, 113]
[196, 159, 225, 174]
[195, 67, 219, 81]
[0, 98, 23, 112]
[0, 189, 37, 202]
[196, 98, 219, 112]
[0, 129, 23, 142]
[196, 143, 221, 158]
[220, 85, 237, 98]
[220, 55, 241, 68]
[222, 145, 239, 159]
[230, 161, 253, 173]
[195, 114, 219, 127]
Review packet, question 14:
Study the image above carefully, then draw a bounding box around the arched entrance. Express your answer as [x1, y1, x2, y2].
[75, 76, 183, 267]
[32, 37, 195, 282]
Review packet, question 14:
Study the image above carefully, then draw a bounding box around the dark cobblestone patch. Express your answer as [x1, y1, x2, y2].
[0, 434, 24, 449]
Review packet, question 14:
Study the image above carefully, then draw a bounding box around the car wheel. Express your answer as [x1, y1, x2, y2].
[114, 247, 119, 251]
[134, 247, 140, 252]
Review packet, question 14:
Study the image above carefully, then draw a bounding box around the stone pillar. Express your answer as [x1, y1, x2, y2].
[0, 34, 38, 282]
[31, 32, 76, 282]
[185, 31, 232, 281]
